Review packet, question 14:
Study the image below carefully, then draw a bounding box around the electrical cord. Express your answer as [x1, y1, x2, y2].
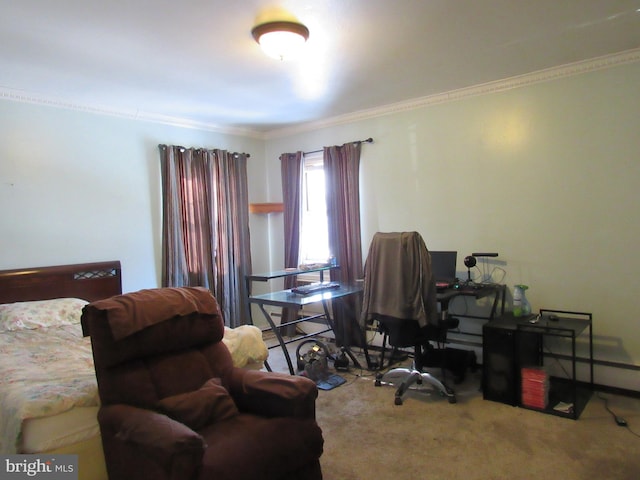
[474, 257, 506, 284]
[335, 341, 386, 380]
[597, 393, 640, 437]
[527, 339, 638, 433]
[342, 366, 374, 383]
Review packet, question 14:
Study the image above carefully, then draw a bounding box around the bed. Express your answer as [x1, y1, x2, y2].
[0, 261, 268, 480]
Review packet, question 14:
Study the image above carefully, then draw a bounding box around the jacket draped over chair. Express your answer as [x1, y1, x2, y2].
[360, 231, 438, 328]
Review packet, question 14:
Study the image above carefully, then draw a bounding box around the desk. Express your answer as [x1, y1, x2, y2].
[248, 267, 364, 374]
[437, 285, 506, 350]
[483, 310, 593, 420]
[438, 284, 506, 320]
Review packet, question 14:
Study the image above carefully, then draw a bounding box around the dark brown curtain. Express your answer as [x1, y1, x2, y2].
[280, 152, 304, 330]
[212, 149, 252, 327]
[160, 145, 252, 327]
[324, 142, 364, 346]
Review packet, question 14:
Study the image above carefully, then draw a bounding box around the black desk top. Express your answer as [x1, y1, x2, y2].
[437, 283, 503, 301]
[487, 312, 591, 337]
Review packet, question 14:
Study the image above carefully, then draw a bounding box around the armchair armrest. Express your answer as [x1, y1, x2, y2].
[228, 368, 318, 419]
[99, 404, 205, 479]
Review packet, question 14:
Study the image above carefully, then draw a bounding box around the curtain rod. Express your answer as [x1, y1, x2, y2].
[159, 144, 250, 158]
[304, 137, 374, 155]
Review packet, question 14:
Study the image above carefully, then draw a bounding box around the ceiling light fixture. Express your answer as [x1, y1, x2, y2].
[251, 20, 309, 61]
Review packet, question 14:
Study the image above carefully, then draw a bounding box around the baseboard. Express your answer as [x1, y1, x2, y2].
[477, 362, 640, 400]
[591, 383, 640, 399]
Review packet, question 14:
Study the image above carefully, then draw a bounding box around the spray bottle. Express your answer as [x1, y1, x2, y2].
[513, 284, 531, 317]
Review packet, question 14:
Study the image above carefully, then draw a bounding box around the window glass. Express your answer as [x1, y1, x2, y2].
[299, 152, 329, 263]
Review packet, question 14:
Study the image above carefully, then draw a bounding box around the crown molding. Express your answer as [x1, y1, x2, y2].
[265, 47, 640, 139]
[2, 48, 638, 141]
[0, 88, 264, 139]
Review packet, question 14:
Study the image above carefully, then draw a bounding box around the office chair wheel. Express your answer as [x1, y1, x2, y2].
[442, 388, 457, 404]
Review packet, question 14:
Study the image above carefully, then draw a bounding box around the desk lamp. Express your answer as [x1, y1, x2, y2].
[465, 253, 499, 285]
[464, 255, 476, 283]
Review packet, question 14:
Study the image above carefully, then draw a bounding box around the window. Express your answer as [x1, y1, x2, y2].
[299, 152, 330, 264]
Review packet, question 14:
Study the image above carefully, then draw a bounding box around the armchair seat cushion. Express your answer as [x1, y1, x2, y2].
[198, 414, 323, 480]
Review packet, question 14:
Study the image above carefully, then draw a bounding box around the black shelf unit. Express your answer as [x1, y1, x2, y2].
[516, 309, 593, 420]
[483, 310, 593, 420]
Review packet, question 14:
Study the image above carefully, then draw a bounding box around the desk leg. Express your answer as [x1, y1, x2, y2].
[257, 304, 296, 375]
[571, 331, 577, 420]
[589, 323, 594, 388]
[489, 286, 506, 319]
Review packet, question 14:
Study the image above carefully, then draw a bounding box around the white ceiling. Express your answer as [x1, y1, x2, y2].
[1, 0, 639, 136]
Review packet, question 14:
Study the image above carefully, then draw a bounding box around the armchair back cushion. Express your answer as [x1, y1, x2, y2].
[85, 306, 232, 408]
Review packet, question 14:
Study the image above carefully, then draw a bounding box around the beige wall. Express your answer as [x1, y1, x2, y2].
[257, 60, 640, 390]
[1, 59, 638, 391]
[0, 101, 262, 293]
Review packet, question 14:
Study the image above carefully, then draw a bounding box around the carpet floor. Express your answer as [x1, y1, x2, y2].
[312, 364, 639, 480]
[263, 338, 639, 479]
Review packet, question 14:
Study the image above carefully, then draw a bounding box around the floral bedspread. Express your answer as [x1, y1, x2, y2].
[0, 322, 268, 454]
[0, 324, 98, 454]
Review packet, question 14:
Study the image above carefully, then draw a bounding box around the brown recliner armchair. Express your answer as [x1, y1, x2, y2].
[82, 287, 323, 480]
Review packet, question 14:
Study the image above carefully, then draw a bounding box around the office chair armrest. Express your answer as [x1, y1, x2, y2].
[228, 368, 318, 419]
[99, 404, 205, 478]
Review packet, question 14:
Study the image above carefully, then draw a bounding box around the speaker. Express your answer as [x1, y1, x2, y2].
[482, 323, 541, 406]
[483, 326, 517, 405]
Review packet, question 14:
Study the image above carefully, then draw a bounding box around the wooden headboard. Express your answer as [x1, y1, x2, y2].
[0, 261, 122, 304]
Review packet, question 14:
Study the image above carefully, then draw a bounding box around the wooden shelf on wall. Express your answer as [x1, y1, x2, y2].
[249, 203, 284, 214]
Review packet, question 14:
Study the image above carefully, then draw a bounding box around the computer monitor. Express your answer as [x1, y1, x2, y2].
[430, 251, 457, 283]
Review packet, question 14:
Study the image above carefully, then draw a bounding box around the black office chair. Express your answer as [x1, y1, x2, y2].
[361, 232, 457, 405]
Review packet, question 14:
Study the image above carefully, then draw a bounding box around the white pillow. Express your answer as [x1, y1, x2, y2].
[0, 298, 88, 333]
